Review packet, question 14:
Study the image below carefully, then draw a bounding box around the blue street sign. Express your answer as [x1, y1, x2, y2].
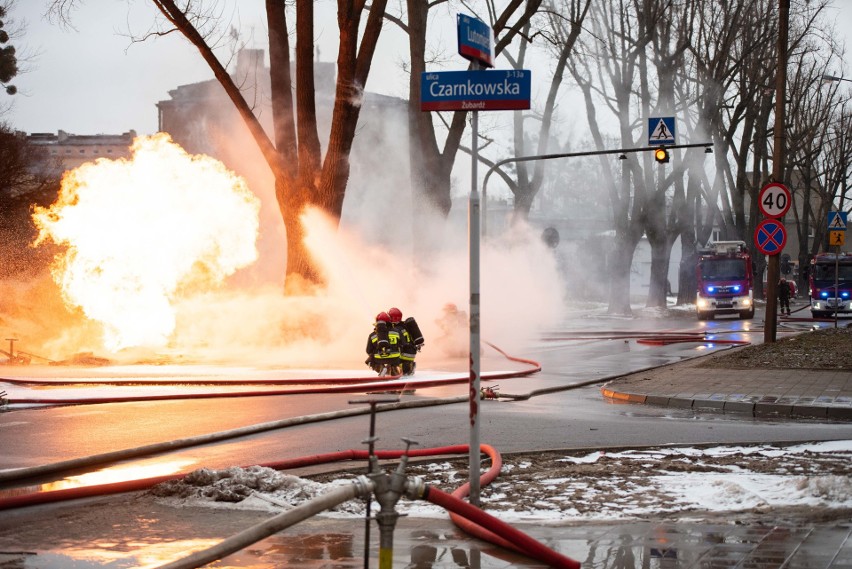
[458, 14, 493, 68]
[421, 70, 531, 112]
[827, 211, 848, 230]
[648, 116, 676, 145]
[754, 218, 787, 256]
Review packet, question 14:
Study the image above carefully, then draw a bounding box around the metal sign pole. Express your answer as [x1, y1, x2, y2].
[468, 98, 482, 507]
[835, 246, 839, 329]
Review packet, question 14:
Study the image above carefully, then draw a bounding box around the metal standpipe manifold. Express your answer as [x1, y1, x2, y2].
[152, 438, 426, 569]
[368, 437, 425, 569]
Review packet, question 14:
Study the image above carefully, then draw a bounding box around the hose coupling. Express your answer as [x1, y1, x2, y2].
[351, 475, 375, 498]
[404, 475, 426, 500]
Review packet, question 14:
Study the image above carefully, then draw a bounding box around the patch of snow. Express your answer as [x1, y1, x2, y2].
[150, 441, 852, 523]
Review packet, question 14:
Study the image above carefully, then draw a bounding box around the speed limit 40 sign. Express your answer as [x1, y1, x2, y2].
[758, 182, 791, 218]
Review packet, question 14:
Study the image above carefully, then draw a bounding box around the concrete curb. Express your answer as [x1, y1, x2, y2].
[600, 357, 852, 421]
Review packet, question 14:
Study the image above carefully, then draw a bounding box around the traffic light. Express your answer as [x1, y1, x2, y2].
[780, 254, 791, 275]
[654, 147, 670, 164]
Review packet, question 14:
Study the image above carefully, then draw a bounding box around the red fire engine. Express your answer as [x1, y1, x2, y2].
[695, 241, 755, 320]
[808, 252, 852, 318]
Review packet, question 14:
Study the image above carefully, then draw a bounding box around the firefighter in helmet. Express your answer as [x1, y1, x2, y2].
[365, 312, 402, 375]
[436, 302, 468, 357]
[388, 307, 424, 375]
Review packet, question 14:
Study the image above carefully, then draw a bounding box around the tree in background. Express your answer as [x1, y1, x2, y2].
[394, 0, 543, 227]
[673, 0, 777, 303]
[0, 1, 18, 95]
[51, 0, 388, 291]
[0, 123, 61, 278]
[567, 0, 660, 315]
[485, 0, 590, 222]
[783, 44, 852, 294]
[563, 0, 844, 313]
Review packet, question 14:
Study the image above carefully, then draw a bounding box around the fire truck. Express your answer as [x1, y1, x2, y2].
[695, 241, 755, 320]
[808, 252, 852, 318]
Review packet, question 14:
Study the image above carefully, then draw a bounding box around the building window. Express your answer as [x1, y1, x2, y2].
[79, 149, 85, 154]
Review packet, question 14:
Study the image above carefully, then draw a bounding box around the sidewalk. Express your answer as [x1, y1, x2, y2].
[601, 358, 852, 421]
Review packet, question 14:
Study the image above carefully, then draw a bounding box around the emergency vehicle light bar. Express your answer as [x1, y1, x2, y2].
[709, 241, 747, 255]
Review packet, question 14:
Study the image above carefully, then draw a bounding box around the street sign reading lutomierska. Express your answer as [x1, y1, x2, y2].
[457, 14, 493, 68]
[420, 70, 531, 112]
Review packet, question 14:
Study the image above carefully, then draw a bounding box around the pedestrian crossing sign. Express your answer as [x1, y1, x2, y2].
[648, 117, 676, 145]
[827, 211, 847, 230]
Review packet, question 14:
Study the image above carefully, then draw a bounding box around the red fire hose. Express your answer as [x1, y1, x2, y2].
[0, 443, 580, 566]
[422, 485, 581, 569]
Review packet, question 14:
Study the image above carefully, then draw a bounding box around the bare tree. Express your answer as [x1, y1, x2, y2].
[671, 0, 777, 303]
[567, 0, 661, 315]
[0, 1, 19, 96]
[691, 0, 829, 298]
[639, 0, 695, 308]
[480, 0, 591, 223]
[783, 40, 848, 291]
[393, 0, 543, 224]
[49, 0, 389, 291]
[0, 124, 61, 278]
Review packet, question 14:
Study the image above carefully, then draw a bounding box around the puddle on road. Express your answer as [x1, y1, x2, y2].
[1, 499, 841, 569]
[0, 525, 528, 568]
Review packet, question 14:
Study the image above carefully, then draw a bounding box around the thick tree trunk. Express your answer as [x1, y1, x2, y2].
[278, 179, 318, 291]
[607, 239, 635, 315]
[646, 238, 671, 308]
[152, 0, 389, 289]
[406, 0, 453, 217]
[644, 170, 670, 308]
[678, 247, 698, 305]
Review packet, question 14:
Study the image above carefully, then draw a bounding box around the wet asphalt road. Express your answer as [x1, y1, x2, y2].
[1, 305, 849, 487]
[1, 305, 851, 569]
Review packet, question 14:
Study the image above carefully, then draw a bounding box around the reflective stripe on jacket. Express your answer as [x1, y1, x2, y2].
[370, 330, 401, 360]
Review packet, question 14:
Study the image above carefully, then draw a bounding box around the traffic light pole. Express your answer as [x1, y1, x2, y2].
[481, 142, 712, 236]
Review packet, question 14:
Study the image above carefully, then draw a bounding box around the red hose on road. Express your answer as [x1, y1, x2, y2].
[266, 443, 581, 567]
[0, 443, 579, 566]
[422, 485, 581, 569]
[4, 344, 541, 406]
[636, 336, 749, 346]
[483, 342, 542, 376]
[0, 445, 470, 511]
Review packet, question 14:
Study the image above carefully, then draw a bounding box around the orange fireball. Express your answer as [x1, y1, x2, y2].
[32, 133, 261, 352]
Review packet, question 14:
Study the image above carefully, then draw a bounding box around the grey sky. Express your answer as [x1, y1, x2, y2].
[6, 1, 414, 135]
[6, 2, 852, 137]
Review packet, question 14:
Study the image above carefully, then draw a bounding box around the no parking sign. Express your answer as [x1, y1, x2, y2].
[754, 219, 786, 255]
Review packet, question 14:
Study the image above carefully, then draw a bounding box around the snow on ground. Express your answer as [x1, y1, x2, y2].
[150, 440, 852, 523]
